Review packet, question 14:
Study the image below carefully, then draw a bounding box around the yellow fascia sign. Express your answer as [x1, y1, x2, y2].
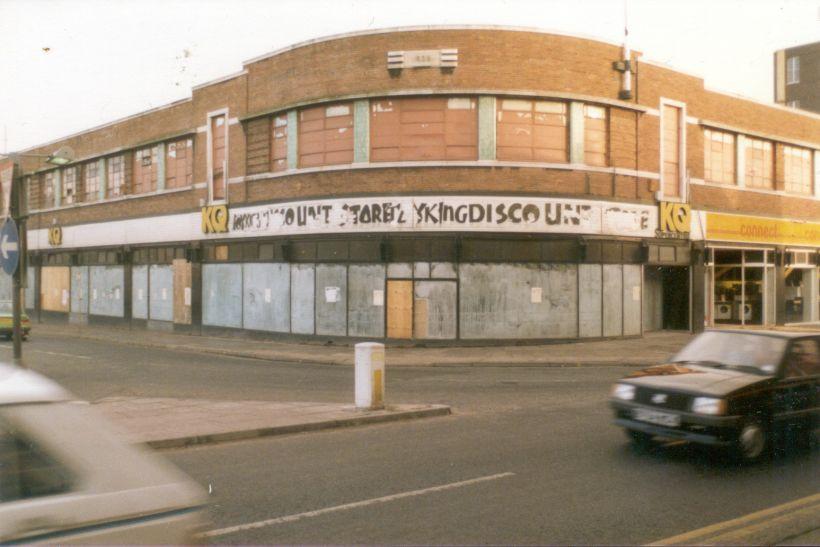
[705, 212, 820, 247]
[202, 205, 229, 234]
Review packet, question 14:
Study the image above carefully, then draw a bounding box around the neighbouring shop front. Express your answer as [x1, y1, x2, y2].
[700, 211, 820, 327]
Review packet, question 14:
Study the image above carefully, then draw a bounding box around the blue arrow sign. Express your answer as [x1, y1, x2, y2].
[0, 219, 20, 276]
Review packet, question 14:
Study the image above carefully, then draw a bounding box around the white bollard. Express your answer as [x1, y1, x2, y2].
[355, 342, 385, 410]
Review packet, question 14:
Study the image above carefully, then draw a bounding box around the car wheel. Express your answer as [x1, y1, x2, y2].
[626, 429, 654, 450]
[736, 421, 768, 462]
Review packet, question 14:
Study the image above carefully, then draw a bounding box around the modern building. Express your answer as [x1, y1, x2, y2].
[13, 26, 820, 344]
[774, 40, 820, 113]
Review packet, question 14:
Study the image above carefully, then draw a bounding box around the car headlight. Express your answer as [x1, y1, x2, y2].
[691, 397, 726, 415]
[611, 383, 636, 401]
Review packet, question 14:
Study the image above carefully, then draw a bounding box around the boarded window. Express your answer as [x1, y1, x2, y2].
[662, 104, 681, 197]
[371, 97, 478, 162]
[584, 105, 608, 167]
[299, 103, 353, 167]
[107, 155, 125, 197]
[133, 146, 159, 194]
[496, 99, 566, 162]
[744, 137, 773, 189]
[783, 145, 812, 195]
[166, 138, 193, 189]
[271, 114, 288, 172]
[62, 166, 78, 205]
[703, 129, 735, 185]
[42, 171, 55, 209]
[83, 162, 99, 202]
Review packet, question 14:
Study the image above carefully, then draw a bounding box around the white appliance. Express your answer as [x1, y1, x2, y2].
[714, 302, 732, 320]
[734, 302, 752, 321]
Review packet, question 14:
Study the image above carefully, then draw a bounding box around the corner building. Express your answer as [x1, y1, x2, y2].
[17, 27, 820, 343]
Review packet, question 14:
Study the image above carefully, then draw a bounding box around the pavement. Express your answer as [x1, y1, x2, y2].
[33, 321, 697, 367]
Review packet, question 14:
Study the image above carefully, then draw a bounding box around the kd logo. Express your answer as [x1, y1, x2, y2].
[659, 202, 691, 233]
[202, 205, 229, 234]
[48, 226, 62, 246]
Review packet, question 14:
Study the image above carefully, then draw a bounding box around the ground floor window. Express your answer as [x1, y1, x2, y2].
[706, 248, 774, 327]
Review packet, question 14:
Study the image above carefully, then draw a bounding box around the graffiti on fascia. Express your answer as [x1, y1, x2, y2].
[223, 196, 657, 237]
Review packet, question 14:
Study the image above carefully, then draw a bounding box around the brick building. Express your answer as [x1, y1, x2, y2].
[13, 26, 820, 343]
[775, 40, 820, 113]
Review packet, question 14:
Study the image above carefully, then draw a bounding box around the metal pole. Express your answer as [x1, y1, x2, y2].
[10, 164, 22, 365]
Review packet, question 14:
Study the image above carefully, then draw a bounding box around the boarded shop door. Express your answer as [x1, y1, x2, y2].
[387, 280, 413, 339]
[662, 104, 681, 198]
[210, 114, 227, 201]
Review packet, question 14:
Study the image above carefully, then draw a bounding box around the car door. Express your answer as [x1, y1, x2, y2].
[773, 338, 820, 432]
[0, 403, 205, 543]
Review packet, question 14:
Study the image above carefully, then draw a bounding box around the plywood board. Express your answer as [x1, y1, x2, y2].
[173, 258, 192, 324]
[387, 280, 413, 339]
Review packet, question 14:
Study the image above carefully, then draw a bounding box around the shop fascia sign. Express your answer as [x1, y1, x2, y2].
[201, 195, 657, 239]
[656, 201, 691, 240]
[705, 212, 820, 248]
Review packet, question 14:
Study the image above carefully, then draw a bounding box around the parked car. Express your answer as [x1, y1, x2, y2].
[0, 363, 207, 543]
[610, 330, 819, 461]
[0, 301, 30, 340]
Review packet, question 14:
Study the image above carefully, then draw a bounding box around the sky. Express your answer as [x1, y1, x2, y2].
[0, 0, 818, 152]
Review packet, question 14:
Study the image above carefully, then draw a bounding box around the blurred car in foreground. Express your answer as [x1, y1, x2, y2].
[0, 363, 207, 543]
[0, 301, 30, 340]
[610, 330, 819, 461]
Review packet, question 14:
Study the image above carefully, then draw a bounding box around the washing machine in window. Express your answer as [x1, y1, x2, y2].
[734, 302, 752, 321]
[714, 302, 732, 320]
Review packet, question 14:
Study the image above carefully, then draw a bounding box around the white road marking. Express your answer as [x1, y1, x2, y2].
[33, 349, 92, 360]
[203, 471, 516, 538]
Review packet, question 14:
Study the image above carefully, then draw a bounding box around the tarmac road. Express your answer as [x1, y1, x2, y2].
[6, 334, 819, 544]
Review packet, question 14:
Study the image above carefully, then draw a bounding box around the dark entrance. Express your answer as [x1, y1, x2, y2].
[661, 266, 689, 330]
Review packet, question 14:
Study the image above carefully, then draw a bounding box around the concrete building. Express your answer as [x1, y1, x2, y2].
[13, 26, 820, 344]
[775, 40, 820, 113]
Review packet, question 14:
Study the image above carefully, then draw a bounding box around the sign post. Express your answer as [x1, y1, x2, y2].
[0, 159, 23, 364]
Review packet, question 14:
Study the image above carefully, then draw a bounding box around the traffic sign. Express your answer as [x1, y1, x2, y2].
[0, 219, 20, 276]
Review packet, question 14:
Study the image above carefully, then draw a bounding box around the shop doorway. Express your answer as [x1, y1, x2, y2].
[644, 266, 689, 331]
[708, 249, 773, 326]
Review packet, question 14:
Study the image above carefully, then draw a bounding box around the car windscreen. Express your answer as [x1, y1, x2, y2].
[671, 332, 786, 375]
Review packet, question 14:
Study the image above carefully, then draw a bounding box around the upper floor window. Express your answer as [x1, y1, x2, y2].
[83, 161, 99, 202]
[783, 145, 813, 195]
[371, 97, 477, 162]
[299, 103, 353, 167]
[703, 129, 736, 185]
[496, 99, 565, 163]
[107, 155, 125, 197]
[744, 137, 773, 189]
[42, 171, 55, 209]
[786, 56, 800, 85]
[271, 114, 288, 172]
[133, 146, 159, 194]
[62, 166, 78, 205]
[166, 138, 193, 189]
[584, 105, 608, 167]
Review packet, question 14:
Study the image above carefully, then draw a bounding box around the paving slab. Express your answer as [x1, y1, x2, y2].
[93, 396, 451, 449]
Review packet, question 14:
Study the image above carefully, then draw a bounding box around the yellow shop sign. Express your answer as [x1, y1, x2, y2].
[659, 202, 691, 234]
[202, 205, 229, 234]
[705, 212, 820, 247]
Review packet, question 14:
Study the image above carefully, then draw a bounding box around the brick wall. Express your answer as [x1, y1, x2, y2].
[18, 27, 820, 230]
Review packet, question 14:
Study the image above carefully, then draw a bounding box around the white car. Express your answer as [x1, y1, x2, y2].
[0, 363, 207, 543]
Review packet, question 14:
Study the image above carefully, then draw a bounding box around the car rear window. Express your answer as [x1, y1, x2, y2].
[0, 415, 74, 503]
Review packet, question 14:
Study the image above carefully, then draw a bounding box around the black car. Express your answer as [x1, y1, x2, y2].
[610, 330, 819, 461]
